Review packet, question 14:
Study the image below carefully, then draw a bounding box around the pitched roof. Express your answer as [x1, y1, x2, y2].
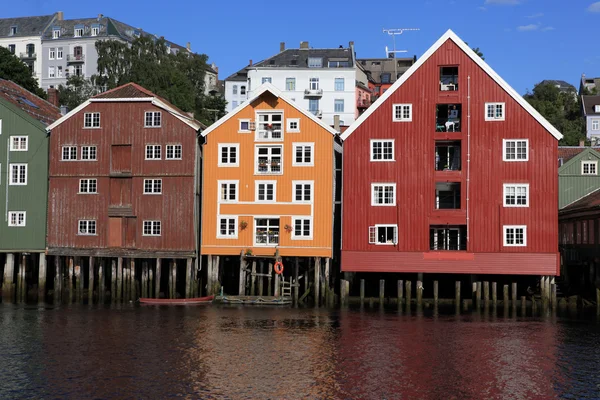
[558, 146, 600, 164]
[46, 82, 204, 131]
[582, 95, 600, 116]
[252, 47, 354, 69]
[0, 79, 61, 126]
[340, 29, 563, 141]
[200, 83, 337, 137]
[539, 80, 576, 92]
[560, 187, 600, 213]
[0, 14, 56, 38]
[225, 64, 252, 82]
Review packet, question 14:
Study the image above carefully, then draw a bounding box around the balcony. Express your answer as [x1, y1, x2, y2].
[67, 54, 85, 63]
[436, 104, 462, 132]
[357, 99, 371, 109]
[430, 225, 467, 251]
[435, 141, 461, 171]
[19, 52, 36, 60]
[304, 88, 323, 97]
[436, 182, 461, 210]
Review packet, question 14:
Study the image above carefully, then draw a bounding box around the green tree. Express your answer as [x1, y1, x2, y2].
[524, 82, 585, 145]
[465, 43, 484, 60]
[0, 46, 46, 98]
[57, 75, 102, 111]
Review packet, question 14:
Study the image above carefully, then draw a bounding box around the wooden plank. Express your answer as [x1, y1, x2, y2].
[88, 256, 94, 304]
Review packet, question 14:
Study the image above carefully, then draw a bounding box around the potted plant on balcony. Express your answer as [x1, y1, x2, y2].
[284, 224, 293, 233]
[240, 220, 248, 230]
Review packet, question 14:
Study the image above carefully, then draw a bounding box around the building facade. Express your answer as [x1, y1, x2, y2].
[558, 147, 600, 209]
[340, 30, 562, 276]
[357, 57, 415, 99]
[582, 96, 600, 143]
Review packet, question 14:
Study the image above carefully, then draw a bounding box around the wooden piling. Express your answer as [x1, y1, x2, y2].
[68, 257, 74, 304]
[405, 280, 412, 307]
[597, 288, 600, 315]
[250, 260, 257, 296]
[267, 262, 273, 297]
[99, 260, 104, 304]
[238, 252, 245, 296]
[111, 260, 116, 303]
[53, 255, 60, 304]
[324, 258, 330, 306]
[476, 282, 482, 309]
[171, 260, 177, 299]
[511, 282, 517, 308]
[274, 267, 280, 298]
[433, 280, 439, 307]
[294, 257, 299, 306]
[398, 280, 404, 306]
[124, 263, 130, 302]
[521, 295, 526, 313]
[186, 258, 192, 298]
[340, 279, 348, 306]
[3, 254, 15, 303]
[471, 282, 477, 308]
[88, 257, 94, 304]
[483, 281, 490, 308]
[18, 255, 26, 303]
[503, 284, 509, 307]
[148, 266, 153, 298]
[455, 281, 461, 307]
[551, 283, 557, 310]
[258, 260, 264, 297]
[360, 279, 365, 306]
[314, 258, 321, 306]
[142, 261, 148, 298]
[492, 282, 497, 307]
[379, 279, 385, 305]
[117, 257, 123, 302]
[213, 256, 220, 293]
[38, 253, 46, 304]
[416, 281, 423, 308]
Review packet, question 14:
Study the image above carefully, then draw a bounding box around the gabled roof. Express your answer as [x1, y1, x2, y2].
[46, 82, 204, 131]
[252, 47, 354, 69]
[539, 80, 576, 92]
[0, 14, 57, 38]
[201, 83, 338, 137]
[559, 147, 600, 171]
[560, 187, 600, 213]
[558, 146, 600, 164]
[0, 79, 61, 126]
[582, 95, 600, 116]
[340, 29, 563, 141]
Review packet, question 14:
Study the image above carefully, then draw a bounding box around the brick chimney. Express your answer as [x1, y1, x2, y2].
[47, 87, 59, 108]
[280, 42, 285, 52]
[186, 42, 191, 51]
[334, 115, 340, 132]
[300, 41, 309, 49]
[57, 11, 64, 21]
[349, 41, 354, 48]
[249, 59, 253, 66]
[580, 139, 585, 147]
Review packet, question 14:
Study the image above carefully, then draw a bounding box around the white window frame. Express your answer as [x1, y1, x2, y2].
[143, 179, 162, 194]
[91, 26, 99, 37]
[503, 183, 529, 207]
[10, 136, 28, 151]
[292, 142, 314, 167]
[218, 180, 238, 203]
[145, 145, 161, 160]
[218, 143, 240, 167]
[166, 144, 182, 160]
[285, 77, 296, 91]
[503, 139, 529, 162]
[48, 66, 55, 78]
[392, 104, 412, 122]
[334, 77, 345, 91]
[142, 220, 161, 237]
[238, 119, 251, 133]
[370, 139, 395, 161]
[503, 225, 527, 247]
[83, 112, 100, 128]
[9, 164, 27, 185]
[216, 215, 238, 239]
[253, 217, 280, 246]
[255, 110, 284, 141]
[57, 48, 63, 59]
[78, 220, 97, 236]
[81, 146, 97, 161]
[334, 99, 345, 113]
[291, 217, 313, 240]
[79, 178, 98, 194]
[49, 48, 55, 60]
[368, 224, 398, 245]
[592, 119, 600, 131]
[62, 146, 77, 161]
[292, 181, 314, 203]
[582, 160, 598, 175]
[308, 57, 323, 68]
[8, 211, 26, 227]
[144, 111, 162, 127]
[309, 77, 320, 90]
[53, 29, 60, 39]
[485, 102, 505, 121]
[287, 118, 300, 133]
[262, 77, 272, 84]
[74, 28, 83, 37]
[255, 180, 277, 202]
[371, 183, 397, 206]
[255, 145, 283, 175]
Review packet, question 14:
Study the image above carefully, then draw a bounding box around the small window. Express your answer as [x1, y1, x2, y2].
[309, 77, 320, 90]
[8, 211, 26, 227]
[48, 66, 55, 78]
[308, 57, 323, 68]
[371, 139, 394, 161]
[371, 183, 396, 206]
[240, 86, 246, 95]
[256, 181, 276, 202]
[81, 146, 97, 161]
[217, 216, 238, 238]
[9, 164, 27, 185]
[91, 26, 99, 37]
[287, 119, 300, 132]
[285, 78, 296, 91]
[79, 179, 97, 194]
[166, 144, 182, 160]
[8, 45, 15, 54]
[368, 225, 398, 245]
[10, 26, 17, 36]
[10, 136, 28, 151]
[57, 48, 63, 59]
[231, 101, 238, 109]
[256, 112, 283, 141]
[78, 220, 97, 235]
[219, 181, 238, 202]
[144, 111, 161, 127]
[74, 28, 83, 37]
[592, 119, 599, 131]
[381, 73, 391, 84]
[440, 66, 458, 91]
[262, 77, 272, 84]
[49, 48, 56, 60]
[504, 225, 526, 247]
[144, 179, 162, 194]
[62, 146, 77, 161]
[334, 78, 345, 91]
[53, 29, 61, 39]
[232, 85, 238, 95]
[582, 161, 598, 175]
[293, 143, 314, 166]
[334, 99, 344, 113]
[143, 221, 161, 236]
[57, 66, 63, 78]
[503, 139, 528, 162]
[145, 145, 161, 160]
[218, 144, 239, 167]
[293, 181, 313, 203]
[84, 112, 100, 128]
[393, 104, 412, 122]
[503, 184, 529, 207]
[485, 103, 505, 121]
[292, 218, 312, 239]
[239, 119, 251, 133]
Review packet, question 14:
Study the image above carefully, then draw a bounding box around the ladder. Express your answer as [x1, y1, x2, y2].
[281, 276, 292, 298]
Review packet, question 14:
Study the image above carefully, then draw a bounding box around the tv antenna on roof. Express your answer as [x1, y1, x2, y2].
[383, 28, 420, 78]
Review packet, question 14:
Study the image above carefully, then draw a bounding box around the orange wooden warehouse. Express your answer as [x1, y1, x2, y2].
[200, 84, 339, 296]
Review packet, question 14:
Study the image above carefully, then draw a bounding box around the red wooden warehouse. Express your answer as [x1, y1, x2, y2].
[46, 83, 204, 301]
[340, 30, 562, 276]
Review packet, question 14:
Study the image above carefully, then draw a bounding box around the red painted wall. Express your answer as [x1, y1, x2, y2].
[342, 39, 559, 275]
[47, 101, 198, 253]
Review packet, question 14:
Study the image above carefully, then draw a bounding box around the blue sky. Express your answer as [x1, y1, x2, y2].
[4, 0, 600, 94]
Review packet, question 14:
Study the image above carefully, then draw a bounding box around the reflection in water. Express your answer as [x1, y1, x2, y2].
[0, 304, 599, 399]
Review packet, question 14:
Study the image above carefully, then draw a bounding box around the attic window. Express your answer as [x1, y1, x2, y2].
[269, 60, 275, 65]
[74, 27, 84, 37]
[595, 105, 600, 113]
[290, 60, 298, 66]
[53, 28, 61, 39]
[308, 57, 323, 68]
[10, 26, 17, 36]
[91, 24, 100, 36]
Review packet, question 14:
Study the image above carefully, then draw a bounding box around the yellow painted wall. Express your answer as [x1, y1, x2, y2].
[201, 93, 334, 257]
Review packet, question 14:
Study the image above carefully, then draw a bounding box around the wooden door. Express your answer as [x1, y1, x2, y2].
[108, 217, 123, 248]
[111, 145, 132, 174]
[124, 218, 137, 248]
[109, 178, 132, 206]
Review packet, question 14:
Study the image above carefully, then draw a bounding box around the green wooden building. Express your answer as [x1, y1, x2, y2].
[558, 146, 600, 209]
[0, 80, 61, 302]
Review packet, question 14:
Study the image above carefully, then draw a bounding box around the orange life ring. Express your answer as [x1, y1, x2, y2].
[274, 261, 284, 275]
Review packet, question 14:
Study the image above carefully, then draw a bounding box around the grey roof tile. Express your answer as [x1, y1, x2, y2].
[0, 14, 56, 38]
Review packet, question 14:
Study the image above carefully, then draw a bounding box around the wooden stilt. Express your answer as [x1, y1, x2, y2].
[239, 252, 245, 296]
[511, 282, 517, 308]
[416, 280, 423, 308]
[111, 259, 116, 303]
[213, 256, 219, 294]
[267, 262, 273, 297]
[476, 281, 482, 309]
[74, 258, 81, 303]
[340, 279, 348, 306]
[492, 282, 497, 307]
[3, 254, 15, 303]
[551, 283, 557, 310]
[172, 260, 177, 299]
[185, 258, 192, 298]
[597, 288, 600, 315]
[398, 280, 404, 306]
[18, 254, 26, 303]
[433, 280, 439, 307]
[294, 257, 299, 306]
[168, 260, 173, 299]
[503, 284, 509, 307]
[38, 253, 46, 304]
[314, 258, 321, 306]
[304, 258, 310, 298]
[360, 279, 365, 306]
[53, 255, 60, 304]
[405, 280, 412, 307]
[148, 266, 154, 298]
[205, 255, 213, 295]
[68, 257, 74, 304]
[88, 257, 94, 304]
[131, 259, 137, 301]
[483, 281, 490, 308]
[471, 282, 477, 308]
[99, 260, 104, 304]
[455, 281, 461, 309]
[155, 258, 161, 299]
[142, 261, 147, 298]
[124, 263, 129, 302]
[250, 260, 256, 296]
[379, 279, 385, 305]
[117, 257, 123, 303]
[521, 295, 527, 313]
[324, 258, 330, 306]
[258, 260, 264, 297]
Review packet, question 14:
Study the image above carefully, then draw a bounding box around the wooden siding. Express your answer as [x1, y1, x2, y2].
[201, 93, 334, 257]
[558, 149, 600, 208]
[47, 101, 198, 255]
[342, 39, 559, 274]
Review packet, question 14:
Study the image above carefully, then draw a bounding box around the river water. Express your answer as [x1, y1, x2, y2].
[1, 304, 599, 399]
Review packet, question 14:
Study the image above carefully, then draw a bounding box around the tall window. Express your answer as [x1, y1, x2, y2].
[293, 143, 313, 166]
[10, 136, 28, 151]
[371, 140, 394, 161]
[309, 99, 319, 115]
[145, 111, 161, 127]
[308, 57, 323, 68]
[217, 216, 237, 238]
[486, 103, 505, 121]
[293, 181, 313, 203]
[57, 66, 63, 78]
[393, 104, 412, 122]
[9, 164, 27, 185]
[145, 145, 161, 160]
[166, 144, 182, 160]
[84, 112, 100, 128]
[256, 181, 276, 202]
[81, 146, 97, 161]
[62, 146, 77, 160]
[286, 78, 296, 91]
[256, 145, 282, 174]
[79, 179, 97, 194]
[143, 221, 161, 236]
[91, 26, 99, 36]
[592, 119, 599, 131]
[57, 48, 63, 59]
[368, 225, 398, 245]
[78, 220, 96, 235]
[49, 48, 56, 60]
[255, 218, 279, 245]
[381, 73, 391, 84]
[334, 99, 344, 113]
[292, 218, 312, 239]
[371, 183, 396, 206]
[74, 27, 83, 37]
[53, 29, 60, 39]
[49, 67, 56, 78]
[144, 179, 162, 194]
[504, 184, 529, 207]
[240, 86, 246, 95]
[232, 85, 238, 95]
[219, 144, 239, 166]
[8, 211, 26, 227]
[582, 161, 598, 175]
[504, 225, 526, 247]
[219, 181, 238, 202]
[334, 78, 345, 91]
[256, 112, 283, 140]
[503, 139, 528, 161]
[309, 77, 319, 90]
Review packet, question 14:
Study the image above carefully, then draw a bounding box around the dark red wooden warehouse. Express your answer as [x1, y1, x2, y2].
[340, 30, 562, 276]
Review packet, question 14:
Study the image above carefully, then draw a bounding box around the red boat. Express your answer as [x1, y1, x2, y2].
[138, 295, 214, 305]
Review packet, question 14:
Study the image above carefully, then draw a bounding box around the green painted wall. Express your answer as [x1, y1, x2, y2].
[559, 149, 600, 209]
[0, 101, 49, 251]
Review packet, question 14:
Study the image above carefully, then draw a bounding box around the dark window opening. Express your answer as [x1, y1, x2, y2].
[381, 73, 391, 83]
[435, 141, 461, 171]
[436, 104, 462, 132]
[436, 182, 461, 209]
[440, 66, 458, 91]
[430, 225, 467, 250]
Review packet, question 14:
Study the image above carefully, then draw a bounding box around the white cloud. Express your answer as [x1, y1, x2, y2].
[541, 26, 555, 31]
[517, 24, 540, 31]
[478, 6, 487, 11]
[526, 12, 544, 18]
[485, 0, 520, 4]
[588, 2, 600, 12]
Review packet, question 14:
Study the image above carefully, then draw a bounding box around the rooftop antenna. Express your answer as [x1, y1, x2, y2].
[383, 28, 420, 78]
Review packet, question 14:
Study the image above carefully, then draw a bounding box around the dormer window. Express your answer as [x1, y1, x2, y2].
[74, 27, 84, 37]
[53, 28, 61, 39]
[308, 57, 323, 68]
[595, 105, 600, 113]
[91, 25, 99, 36]
[10, 26, 17, 36]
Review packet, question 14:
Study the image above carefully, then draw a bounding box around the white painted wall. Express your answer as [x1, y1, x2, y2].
[225, 79, 249, 112]
[0, 36, 44, 83]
